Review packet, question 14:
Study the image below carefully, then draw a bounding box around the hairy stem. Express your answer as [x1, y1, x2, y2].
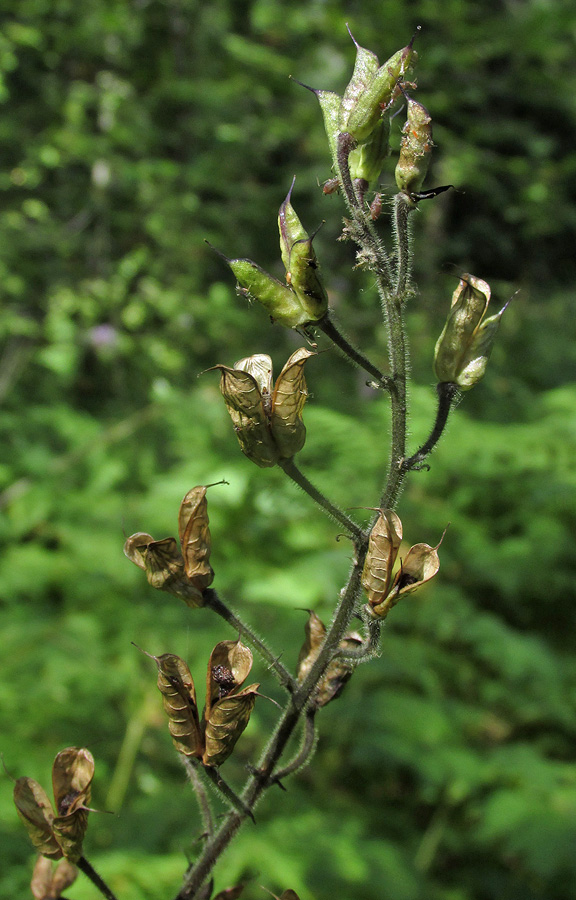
[204, 589, 296, 691]
[182, 758, 215, 838]
[174, 553, 367, 899]
[317, 313, 392, 389]
[77, 857, 119, 900]
[403, 382, 460, 471]
[270, 708, 318, 784]
[278, 458, 365, 543]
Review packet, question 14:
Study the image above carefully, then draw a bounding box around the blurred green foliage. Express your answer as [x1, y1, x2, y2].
[1, 0, 576, 898]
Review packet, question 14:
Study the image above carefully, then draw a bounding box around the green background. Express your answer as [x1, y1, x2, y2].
[1, 0, 576, 898]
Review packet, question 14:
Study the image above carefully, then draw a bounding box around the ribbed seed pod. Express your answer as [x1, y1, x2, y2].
[270, 348, 316, 459]
[123, 532, 205, 607]
[152, 652, 204, 759]
[362, 509, 403, 614]
[178, 486, 214, 591]
[296, 611, 361, 709]
[203, 639, 258, 768]
[13, 779, 62, 860]
[343, 42, 417, 142]
[226, 256, 310, 328]
[434, 274, 506, 390]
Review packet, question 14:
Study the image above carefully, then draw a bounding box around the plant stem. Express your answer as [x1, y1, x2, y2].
[278, 458, 365, 542]
[77, 857, 119, 900]
[316, 313, 392, 389]
[182, 758, 214, 838]
[403, 382, 460, 471]
[269, 708, 318, 784]
[174, 553, 367, 899]
[204, 589, 296, 691]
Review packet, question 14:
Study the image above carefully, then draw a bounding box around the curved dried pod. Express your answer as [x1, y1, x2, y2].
[391, 539, 442, 597]
[203, 682, 261, 768]
[362, 509, 403, 612]
[209, 356, 279, 468]
[206, 639, 254, 717]
[296, 610, 326, 684]
[31, 856, 77, 900]
[123, 532, 205, 608]
[213, 885, 245, 900]
[13, 778, 62, 860]
[50, 747, 94, 862]
[178, 486, 215, 591]
[139, 647, 203, 759]
[315, 631, 362, 709]
[270, 348, 316, 458]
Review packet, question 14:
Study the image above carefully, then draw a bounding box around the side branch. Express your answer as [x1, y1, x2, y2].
[403, 382, 460, 471]
[317, 313, 392, 389]
[278, 458, 366, 543]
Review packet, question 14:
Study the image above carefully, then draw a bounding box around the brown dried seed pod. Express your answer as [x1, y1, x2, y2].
[31, 857, 78, 900]
[178, 486, 214, 591]
[205, 640, 254, 717]
[296, 611, 326, 684]
[315, 632, 362, 709]
[270, 348, 316, 459]
[123, 532, 205, 607]
[50, 748, 94, 862]
[391, 540, 441, 597]
[212, 885, 245, 900]
[153, 652, 204, 759]
[362, 509, 403, 611]
[13, 778, 62, 860]
[202, 683, 260, 768]
[212, 358, 279, 467]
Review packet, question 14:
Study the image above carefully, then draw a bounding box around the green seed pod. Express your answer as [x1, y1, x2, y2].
[348, 115, 391, 187]
[339, 28, 380, 135]
[395, 95, 433, 196]
[434, 274, 507, 390]
[227, 256, 310, 329]
[344, 41, 417, 143]
[278, 181, 328, 322]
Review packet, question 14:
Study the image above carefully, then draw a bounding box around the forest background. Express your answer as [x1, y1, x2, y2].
[1, 0, 576, 898]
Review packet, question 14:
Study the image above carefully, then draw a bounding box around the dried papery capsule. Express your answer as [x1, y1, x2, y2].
[50, 748, 94, 862]
[391, 540, 441, 597]
[434, 274, 507, 390]
[203, 639, 259, 767]
[296, 611, 360, 708]
[296, 611, 326, 684]
[395, 94, 433, 197]
[314, 631, 362, 709]
[178, 486, 214, 591]
[31, 856, 77, 900]
[13, 779, 62, 860]
[203, 684, 260, 768]
[141, 648, 204, 759]
[123, 532, 205, 607]
[278, 181, 328, 322]
[211, 356, 278, 467]
[270, 348, 316, 458]
[362, 509, 403, 612]
[343, 39, 417, 143]
[205, 640, 254, 715]
[210, 350, 315, 466]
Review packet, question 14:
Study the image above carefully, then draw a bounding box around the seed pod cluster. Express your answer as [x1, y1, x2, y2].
[211, 349, 316, 467]
[434, 274, 507, 390]
[362, 509, 442, 619]
[124, 485, 218, 607]
[141, 639, 260, 769]
[296, 611, 362, 709]
[13, 748, 94, 863]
